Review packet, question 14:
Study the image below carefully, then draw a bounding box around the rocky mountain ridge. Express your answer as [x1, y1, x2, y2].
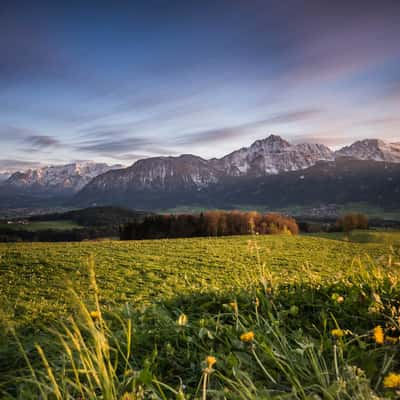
[4, 161, 122, 193]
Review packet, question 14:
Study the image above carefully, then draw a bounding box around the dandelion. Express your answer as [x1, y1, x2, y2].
[206, 355, 217, 369]
[229, 301, 238, 314]
[336, 296, 344, 304]
[202, 356, 217, 400]
[373, 325, 384, 344]
[177, 313, 188, 326]
[121, 393, 135, 400]
[384, 372, 400, 388]
[331, 293, 344, 303]
[240, 331, 255, 342]
[331, 329, 351, 338]
[90, 310, 100, 320]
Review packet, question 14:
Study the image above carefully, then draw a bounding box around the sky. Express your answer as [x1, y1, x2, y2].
[1, 0, 400, 170]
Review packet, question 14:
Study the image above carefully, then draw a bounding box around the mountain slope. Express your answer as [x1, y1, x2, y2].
[83, 155, 221, 193]
[212, 158, 400, 209]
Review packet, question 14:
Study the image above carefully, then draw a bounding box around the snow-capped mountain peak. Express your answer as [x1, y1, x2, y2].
[251, 134, 292, 152]
[218, 134, 334, 176]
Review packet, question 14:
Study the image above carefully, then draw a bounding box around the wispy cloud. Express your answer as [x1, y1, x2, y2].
[0, 126, 34, 141]
[263, 109, 322, 125]
[179, 109, 322, 145]
[359, 116, 400, 126]
[24, 135, 61, 149]
[290, 134, 361, 148]
[75, 137, 156, 155]
[0, 159, 42, 172]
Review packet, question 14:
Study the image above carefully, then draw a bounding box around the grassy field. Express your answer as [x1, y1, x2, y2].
[0, 220, 82, 231]
[1, 231, 400, 398]
[1, 230, 399, 328]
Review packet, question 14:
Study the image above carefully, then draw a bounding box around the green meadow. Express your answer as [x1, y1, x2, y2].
[1, 231, 400, 398]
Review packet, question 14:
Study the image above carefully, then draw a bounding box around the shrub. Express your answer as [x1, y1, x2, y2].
[335, 213, 369, 232]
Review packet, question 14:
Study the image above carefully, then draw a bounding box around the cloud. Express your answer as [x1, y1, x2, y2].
[359, 116, 400, 126]
[290, 134, 361, 148]
[76, 137, 153, 154]
[0, 159, 42, 172]
[24, 135, 61, 149]
[0, 126, 34, 141]
[263, 109, 322, 125]
[179, 109, 322, 145]
[116, 153, 150, 162]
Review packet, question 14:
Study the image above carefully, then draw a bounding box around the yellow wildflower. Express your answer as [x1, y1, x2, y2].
[90, 310, 100, 320]
[206, 355, 217, 369]
[336, 296, 345, 304]
[373, 325, 384, 345]
[384, 372, 400, 388]
[229, 301, 238, 313]
[240, 331, 255, 342]
[121, 393, 135, 400]
[331, 329, 349, 338]
[177, 313, 188, 326]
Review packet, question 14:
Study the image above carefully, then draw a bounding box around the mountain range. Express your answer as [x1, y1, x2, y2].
[1, 135, 400, 210]
[4, 162, 121, 193]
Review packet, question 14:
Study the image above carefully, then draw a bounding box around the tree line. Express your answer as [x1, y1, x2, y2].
[120, 211, 299, 240]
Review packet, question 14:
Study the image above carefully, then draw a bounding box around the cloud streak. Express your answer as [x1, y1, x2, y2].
[75, 137, 158, 156]
[24, 135, 61, 149]
[0, 159, 43, 172]
[179, 109, 322, 145]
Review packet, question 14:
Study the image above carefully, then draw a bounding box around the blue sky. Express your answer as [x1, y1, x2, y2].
[1, 0, 399, 170]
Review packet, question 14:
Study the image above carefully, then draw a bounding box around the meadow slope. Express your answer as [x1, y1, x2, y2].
[1, 231, 399, 329]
